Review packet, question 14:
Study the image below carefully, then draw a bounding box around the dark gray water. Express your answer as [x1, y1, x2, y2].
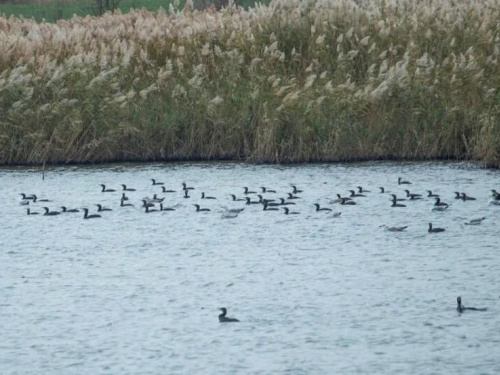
[1, 162, 499, 374]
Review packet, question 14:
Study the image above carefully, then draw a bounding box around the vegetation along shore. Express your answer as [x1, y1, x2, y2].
[1, 0, 499, 166]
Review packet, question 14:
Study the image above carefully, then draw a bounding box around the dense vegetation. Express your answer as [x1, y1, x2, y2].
[0, 0, 499, 166]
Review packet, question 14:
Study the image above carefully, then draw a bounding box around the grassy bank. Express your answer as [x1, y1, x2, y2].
[1, 0, 500, 166]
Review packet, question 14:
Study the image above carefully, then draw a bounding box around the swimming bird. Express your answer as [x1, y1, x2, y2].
[230, 194, 245, 202]
[379, 187, 387, 193]
[121, 184, 136, 191]
[159, 203, 175, 211]
[357, 186, 371, 193]
[96, 204, 112, 212]
[287, 193, 301, 200]
[291, 185, 303, 194]
[428, 223, 445, 233]
[27, 208, 39, 215]
[398, 177, 411, 185]
[426, 190, 439, 198]
[491, 189, 500, 200]
[43, 207, 60, 216]
[219, 307, 240, 323]
[141, 199, 155, 208]
[201, 192, 216, 199]
[161, 186, 176, 193]
[221, 206, 244, 213]
[454, 192, 462, 199]
[279, 198, 296, 206]
[431, 205, 448, 212]
[390, 194, 405, 202]
[194, 204, 210, 212]
[263, 202, 279, 211]
[404, 190, 422, 200]
[390, 198, 406, 208]
[349, 190, 365, 198]
[182, 182, 194, 190]
[32, 194, 50, 202]
[332, 194, 352, 203]
[434, 197, 449, 207]
[340, 198, 356, 206]
[151, 194, 165, 203]
[20, 193, 35, 200]
[260, 198, 279, 206]
[314, 203, 332, 212]
[465, 217, 486, 225]
[256, 195, 271, 204]
[151, 179, 164, 186]
[221, 211, 240, 219]
[100, 184, 116, 192]
[61, 206, 79, 213]
[283, 207, 300, 215]
[261, 187, 277, 193]
[82, 208, 101, 219]
[461, 193, 476, 201]
[145, 205, 159, 213]
[243, 187, 256, 194]
[456, 296, 487, 313]
[120, 198, 134, 207]
[183, 190, 190, 199]
[245, 197, 260, 205]
[121, 193, 130, 201]
[380, 225, 408, 232]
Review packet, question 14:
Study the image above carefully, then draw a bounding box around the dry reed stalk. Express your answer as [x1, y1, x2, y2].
[0, 0, 499, 166]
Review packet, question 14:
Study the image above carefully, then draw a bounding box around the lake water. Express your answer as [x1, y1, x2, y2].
[1, 162, 499, 374]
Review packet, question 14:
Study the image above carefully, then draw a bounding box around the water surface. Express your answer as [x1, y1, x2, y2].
[1, 162, 499, 374]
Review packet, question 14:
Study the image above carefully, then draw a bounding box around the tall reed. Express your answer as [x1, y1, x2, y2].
[1, 0, 499, 166]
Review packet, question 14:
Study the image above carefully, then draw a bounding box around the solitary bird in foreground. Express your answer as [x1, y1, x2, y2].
[428, 223, 445, 233]
[219, 307, 240, 323]
[456, 296, 487, 313]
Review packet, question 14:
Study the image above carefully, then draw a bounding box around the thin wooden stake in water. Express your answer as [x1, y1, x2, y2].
[42, 161, 45, 180]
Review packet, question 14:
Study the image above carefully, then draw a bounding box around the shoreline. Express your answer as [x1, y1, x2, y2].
[0, 155, 494, 169]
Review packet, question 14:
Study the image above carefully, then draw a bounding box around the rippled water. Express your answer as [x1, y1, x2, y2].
[1, 162, 499, 374]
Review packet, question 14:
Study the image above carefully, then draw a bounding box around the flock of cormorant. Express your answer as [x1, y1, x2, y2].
[19, 176, 500, 232]
[18, 175, 497, 321]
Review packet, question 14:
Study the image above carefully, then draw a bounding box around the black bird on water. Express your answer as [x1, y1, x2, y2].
[194, 204, 210, 212]
[161, 186, 176, 193]
[82, 208, 101, 219]
[100, 184, 116, 192]
[428, 223, 445, 233]
[398, 177, 411, 185]
[201, 192, 216, 199]
[151, 179, 164, 186]
[43, 207, 60, 216]
[261, 187, 277, 193]
[219, 307, 240, 323]
[456, 296, 487, 313]
[314, 203, 332, 212]
[243, 187, 256, 194]
[61, 206, 79, 213]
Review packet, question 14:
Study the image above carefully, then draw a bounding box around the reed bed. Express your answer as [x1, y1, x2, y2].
[1, 0, 500, 166]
